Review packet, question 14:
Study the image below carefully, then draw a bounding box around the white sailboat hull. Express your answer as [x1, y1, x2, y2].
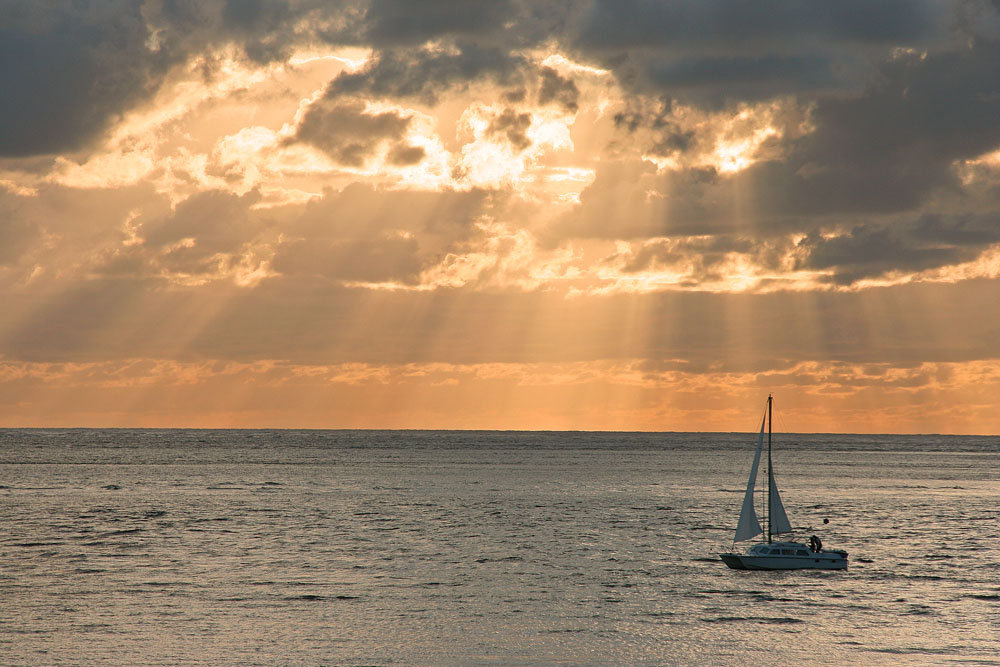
[720, 542, 848, 570]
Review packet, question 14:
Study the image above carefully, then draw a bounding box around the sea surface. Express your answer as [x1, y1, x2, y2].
[1, 429, 997, 666]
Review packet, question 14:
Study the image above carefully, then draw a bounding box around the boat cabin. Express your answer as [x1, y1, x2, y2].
[748, 541, 813, 556]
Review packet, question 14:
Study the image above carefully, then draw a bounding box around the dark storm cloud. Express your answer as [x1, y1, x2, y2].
[5, 0, 999, 292]
[585, 5, 1000, 223]
[488, 109, 533, 151]
[361, 0, 521, 46]
[795, 213, 1000, 285]
[327, 42, 530, 103]
[778, 38, 1000, 213]
[3, 0, 989, 161]
[572, 0, 948, 102]
[291, 98, 416, 166]
[0, 0, 361, 157]
[538, 67, 578, 112]
[561, 20, 1000, 284]
[571, 3, 998, 171]
[152, 0, 360, 62]
[612, 98, 698, 158]
[313, 0, 562, 105]
[575, 0, 945, 50]
[705, 36, 1000, 237]
[645, 54, 836, 103]
[219, 0, 296, 62]
[911, 213, 1000, 247]
[0, 1, 170, 157]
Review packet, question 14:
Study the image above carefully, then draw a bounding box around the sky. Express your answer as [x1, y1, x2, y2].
[1, 0, 1000, 433]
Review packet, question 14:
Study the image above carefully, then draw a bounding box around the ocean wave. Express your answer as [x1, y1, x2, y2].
[701, 616, 804, 624]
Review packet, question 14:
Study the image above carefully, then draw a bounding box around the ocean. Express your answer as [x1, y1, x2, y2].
[1, 429, 997, 666]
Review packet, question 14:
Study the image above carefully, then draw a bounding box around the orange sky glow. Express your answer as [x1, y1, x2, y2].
[2, 2, 1000, 433]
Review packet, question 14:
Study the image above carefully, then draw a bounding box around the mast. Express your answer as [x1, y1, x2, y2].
[767, 393, 772, 543]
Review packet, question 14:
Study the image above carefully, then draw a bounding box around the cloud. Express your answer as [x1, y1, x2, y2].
[4, 273, 999, 370]
[771, 37, 1000, 216]
[551, 30, 1000, 287]
[262, 183, 496, 286]
[150, 0, 362, 64]
[645, 54, 837, 104]
[75, 188, 273, 285]
[140, 190, 260, 251]
[326, 41, 530, 103]
[575, 0, 946, 51]
[286, 182, 490, 243]
[488, 108, 533, 151]
[4, 355, 1000, 431]
[570, 0, 953, 104]
[538, 67, 579, 112]
[551, 159, 714, 241]
[0, 1, 363, 158]
[291, 97, 418, 166]
[0, 1, 171, 157]
[692, 39, 999, 220]
[361, 0, 521, 46]
[3, 0, 1000, 431]
[218, 0, 298, 62]
[272, 236, 422, 283]
[0, 182, 174, 288]
[794, 214, 1000, 285]
[386, 143, 427, 165]
[616, 235, 763, 274]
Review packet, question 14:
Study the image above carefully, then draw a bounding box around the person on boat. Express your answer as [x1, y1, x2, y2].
[809, 535, 823, 552]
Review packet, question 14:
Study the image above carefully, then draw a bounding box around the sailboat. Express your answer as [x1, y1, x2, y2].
[719, 395, 848, 570]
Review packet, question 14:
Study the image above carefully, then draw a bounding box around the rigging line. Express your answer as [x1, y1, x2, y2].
[773, 408, 793, 440]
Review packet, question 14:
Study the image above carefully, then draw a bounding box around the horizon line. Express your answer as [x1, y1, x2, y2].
[1, 426, 996, 437]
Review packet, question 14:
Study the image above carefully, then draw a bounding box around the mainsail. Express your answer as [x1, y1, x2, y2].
[733, 414, 765, 542]
[734, 395, 794, 543]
